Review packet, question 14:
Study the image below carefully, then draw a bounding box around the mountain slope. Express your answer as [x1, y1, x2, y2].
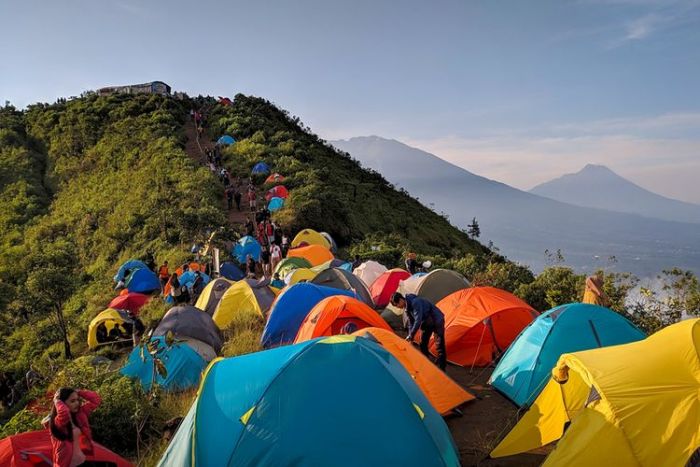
[530, 164, 700, 224]
[332, 136, 700, 276]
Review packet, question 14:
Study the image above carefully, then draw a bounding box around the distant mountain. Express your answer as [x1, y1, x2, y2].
[332, 136, 700, 276]
[530, 164, 700, 224]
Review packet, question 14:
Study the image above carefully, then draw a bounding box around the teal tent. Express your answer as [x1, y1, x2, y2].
[267, 196, 284, 212]
[121, 336, 206, 392]
[158, 336, 459, 467]
[217, 135, 235, 145]
[233, 235, 261, 263]
[489, 303, 645, 407]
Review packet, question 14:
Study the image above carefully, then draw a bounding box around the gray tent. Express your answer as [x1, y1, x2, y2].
[311, 268, 375, 308]
[195, 278, 233, 316]
[154, 305, 223, 353]
[398, 269, 470, 305]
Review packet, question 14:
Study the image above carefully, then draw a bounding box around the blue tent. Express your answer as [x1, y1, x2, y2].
[114, 259, 149, 282]
[220, 262, 244, 281]
[217, 135, 236, 145]
[251, 162, 270, 175]
[233, 236, 261, 263]
[261, 283, 355, 348]
[489, 303, 645, 407]
[157, 336, 459, 467]
[267, 196, 284, 212]
[178, 270, 211, 288]
[121, 336, 206, 392]
[125, 268, 160, 294]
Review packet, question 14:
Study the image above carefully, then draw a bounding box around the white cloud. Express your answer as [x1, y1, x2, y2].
[624, 13, 664, 40]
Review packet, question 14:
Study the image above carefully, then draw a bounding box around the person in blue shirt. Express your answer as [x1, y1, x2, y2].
[391, 292, 447, 370]
[270, 273, 285, 289]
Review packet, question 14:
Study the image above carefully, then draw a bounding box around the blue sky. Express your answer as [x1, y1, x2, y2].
[2, 0, 699, 201]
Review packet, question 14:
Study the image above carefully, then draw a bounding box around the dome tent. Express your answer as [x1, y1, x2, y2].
[265, 185, 288, 201]
[108, 292, 150, 314]
[284, 267, 317, 285]
[267, 196, 284, 212]
[212, 278, 275, 329]
[154, 305, 223, 353]
[114, 259, 148, 282]
[217, 135, 236, 145]
[430, 287, 538, 367]
[194, 277, 233, 316]
[121, 336, 207, 392]
[398, 269, 470, 305]
[251, 162, 270, 175]
[370, 268, 411, 308]
[232, 235, 261, 263]
[261, 283, 356, 348]
[291, 228, 330, 249]
[353, 260, 388, 287]
[492, 319, 700, 466]
[489, 302, 645, 407]
[274, 256, 312, 278]
[294, 296, 391, 343]
[287, 244, 334, 267]
[311, 267, 374, 307]
[87, 308, 136, 349]
[157, 337, 459, 467]
[219, 261, 244, 281]
[125, 268, 160, 294]
[265, 172, 285, 183]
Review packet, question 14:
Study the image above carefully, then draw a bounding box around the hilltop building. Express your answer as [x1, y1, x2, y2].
[97, 81, 171, 96]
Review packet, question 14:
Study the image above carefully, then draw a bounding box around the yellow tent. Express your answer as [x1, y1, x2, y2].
[492, 318, 700, 466]
[285, 267, 318, 286]
[87, 308, 133, 349]
[211, 279, 276, 329]
[194, 278, 233, 316]
[291, 229, 331, 249]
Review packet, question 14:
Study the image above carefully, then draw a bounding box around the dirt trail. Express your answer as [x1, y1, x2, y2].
[183, 119, 251, 229]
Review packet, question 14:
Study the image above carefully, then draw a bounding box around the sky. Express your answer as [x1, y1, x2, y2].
[2, 0, 699, 202]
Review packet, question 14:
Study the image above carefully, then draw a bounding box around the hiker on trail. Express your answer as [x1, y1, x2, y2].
[352, 254, 362, 271]
[257, 222, 268, 247]
[583, 272, 610, 307]
[262, 206, 271, 221]
[44, 387, 101, 467]
[261, 246, 271, 278]
[233, 185, 242, 211]
[146, 254, 157, 273]
[405, 253, 418, 275]
[158, 261, 170, 293]
[245, 217, 255, 236]
[225, 185, 234, 210]
[281, 232, 290, 258]
[271, 273, 285, 289]
[272, 221, 282, 245]
[245, 254, 257, 279]
[248, 189, 257, 212]
[270, 242, 282, 272]
[265, 220, 275, 246]
[391, 292, 447, 371]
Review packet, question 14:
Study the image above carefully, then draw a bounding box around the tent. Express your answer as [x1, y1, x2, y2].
[353, 327, 475, 415]
[88, 308, 136, 349]
[232, 235, 261, 263]
[370, 268, 411, 308]
[217, 97, 233, 106]
[265, 185, 288, 201]
[267, 196, 284, 212]
[154, 305, 223, 353]
[0, 430, 132, 467]
[294, 296, 391, 343]
[125, 268, 160, 294]
[121, 336, 207, 392]
[178, 270, 211, 288]
[265, 173, 285, 184]
[217, 135, 236, 145]
[194, 278, 233, 316]
[398, 269, 470, 305]
[354, 260, 388, 287]
[274, 256, 312, 278]
[212, 279, 275, 329]
[158, 337, 459, 467]
[261, 283, 356, 348]
[220, 261, 244, 281]
[311, 268, 375, 307]
[309, 258, 351, 274]
[287, 244, 334, 267]
[114, 259, 148, 282]
[108, 292, 150, 314]
[431, 287, 538, 367]
[251, 162, 270, 175]
[284, 267, 317, 286]
[291, 228, 330, 249]
[320, 232, 337, 252]
[489, 302, 645, 407]
[491, 318, 700, 466]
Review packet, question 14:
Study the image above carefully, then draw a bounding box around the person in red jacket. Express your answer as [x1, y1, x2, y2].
[44, 387, 101, 467]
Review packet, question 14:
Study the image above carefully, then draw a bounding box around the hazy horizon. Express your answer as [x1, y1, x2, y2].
[2, 0, 699, 202]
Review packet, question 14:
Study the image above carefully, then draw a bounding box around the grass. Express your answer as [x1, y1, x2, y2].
[221, 309, 265, 357]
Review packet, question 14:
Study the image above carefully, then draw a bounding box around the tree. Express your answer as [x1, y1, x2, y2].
[467, 217, 481, 239]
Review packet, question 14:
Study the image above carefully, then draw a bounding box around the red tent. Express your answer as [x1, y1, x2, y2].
[265, 185, 289, 201]
[370, 269, 411, 308]
[0, 430, 132, 466]
[218, 96, 233, 106]
[108, 292, 150, 315]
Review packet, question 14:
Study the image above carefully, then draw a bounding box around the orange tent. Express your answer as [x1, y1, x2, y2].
[429, 287, 538, 367]
[265, 173, 285, 184]
[294, 296, 391, 343]
[353, 327, 475, 415]
[287, 244, 334, 267]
